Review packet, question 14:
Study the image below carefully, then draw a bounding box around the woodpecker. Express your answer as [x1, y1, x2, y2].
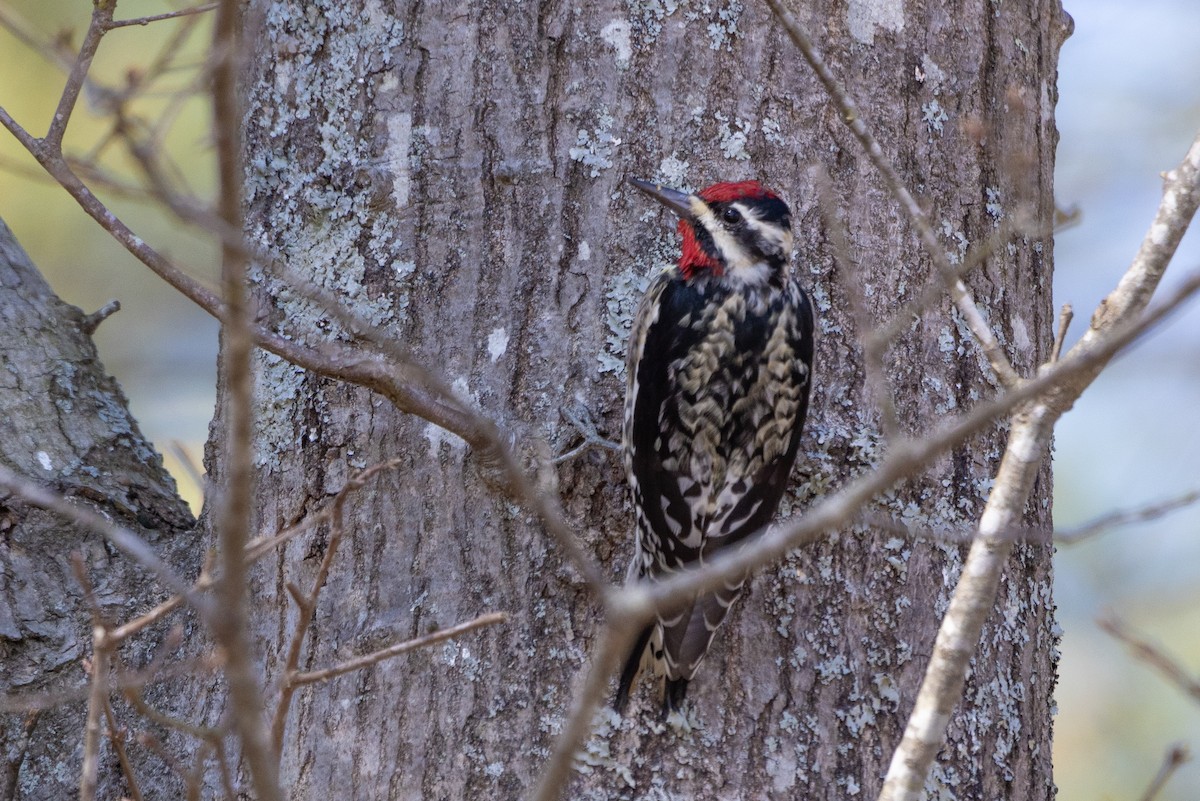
[615, 177, 814, 716]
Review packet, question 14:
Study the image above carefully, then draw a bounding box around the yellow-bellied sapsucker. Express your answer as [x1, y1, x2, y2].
[615, 177, 814, 716]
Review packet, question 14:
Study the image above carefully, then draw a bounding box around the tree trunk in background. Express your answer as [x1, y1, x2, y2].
[0, 221, 198, 800]
[212, 0, 1070, 798]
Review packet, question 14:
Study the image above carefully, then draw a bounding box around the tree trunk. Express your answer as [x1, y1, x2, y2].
[0, 220, 197, 800]
[0, 0, 1075, 794]
[236, 0, 1064, 798]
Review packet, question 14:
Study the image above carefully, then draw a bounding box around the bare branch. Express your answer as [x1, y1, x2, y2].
[0, 654, 222, 715]
[1050, 304, 1073, 363]
[289, 612, 510, 687]
[623, 260, 1200, 625]
[0, 4, 75, 72]
[1100, 616, 1200, 704]
[168, 440, 207, 504]
[0, 102, 226, 313]
[812, 165, 899, 438]
[108, 4, 219, 30]
[205, 1, 281, 796]
[270, 464, 375, 753]
[524, 256, 1200, 801]
[1057, 487, 1200, 544]
[530, 616, 638, 801]
[1138, 743, 1191, 801]
[45, 3, 113, 148]
[3, 96, 607, 591]
[863, 212, 1041, 359]
[102, 698, 146, 801]
[764, 0, 1021, 388]
[78, 640, 109, 801]
[70, 552, 112, 801]
[80, 299, 121, 334]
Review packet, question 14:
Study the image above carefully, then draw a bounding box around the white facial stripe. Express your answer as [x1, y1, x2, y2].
[687, 197, 785, 287]
[739, 204, 794, 257]
[688, 197, 757, 275]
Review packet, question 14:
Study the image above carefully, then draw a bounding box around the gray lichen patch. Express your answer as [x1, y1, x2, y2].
[598, 230, 679, 376]
[569, 109, 623, 178]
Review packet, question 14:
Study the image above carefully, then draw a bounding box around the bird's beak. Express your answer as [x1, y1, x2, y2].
[627, 177, 694, 219]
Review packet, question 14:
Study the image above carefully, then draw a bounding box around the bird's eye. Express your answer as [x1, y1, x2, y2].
[722, 206, 742, 223]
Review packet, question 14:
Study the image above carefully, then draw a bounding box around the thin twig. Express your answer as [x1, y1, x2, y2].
[2, 711, 40, 800]
[213, 738, 239, 800]
[0, 152, 160, 204]
[811, 165, 900, 438]
[1100, 615, 1200, 703]
[0, 4, 75, 72]
[116, 627, 221, 742]
[184, 741, 214, 801]
[765, 0, 1020, 388]
[73, 555, 110, 801]
[1057, 487, 1200, 544]
[530, 257, 1200, 800]
[0, 103, 226, 313]
[530, 617, 638, 801]
[553, 403, 620, 464]
[270, 464, 382, 753]
[108, 3, 219, 29]
[0, 464, 201, 606]
[289, 612, 510, 687]
[2, 93, 607, 589]
[102, 698, 146, 801]
[137, 733, 193, 791]
[169, 440, 208, 504]
[863, 212, 1041, 357]
[124, 683, 224, 741]
[1138, 743, 1191, 801]
[45, 2, 113, 148]
[1050, 304, 1073, 363]
[80, 299, 121, 334]
[121, 104, 605, 590]
[617, 262, 1200, 623]
[0, 653, 222, 714]
[112, 88, 608, 590]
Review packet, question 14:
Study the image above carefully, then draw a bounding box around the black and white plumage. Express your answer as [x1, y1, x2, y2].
[615, 177, 815, 716]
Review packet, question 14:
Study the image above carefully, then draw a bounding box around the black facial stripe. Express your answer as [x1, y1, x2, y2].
[714, 199, 790, 264]
[689, 218, 722, 261]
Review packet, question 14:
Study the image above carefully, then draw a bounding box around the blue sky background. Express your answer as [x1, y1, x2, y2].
[1053, 1, 1200, 797]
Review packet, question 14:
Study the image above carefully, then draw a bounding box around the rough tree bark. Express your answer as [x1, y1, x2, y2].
[0, 220, 197, 800]
[210, 1, 1067, 799]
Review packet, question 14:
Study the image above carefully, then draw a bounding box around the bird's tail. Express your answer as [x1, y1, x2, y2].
[613, 577, 746, 716]
[656, 577, 746, 715]
[613, 622, 654, 713]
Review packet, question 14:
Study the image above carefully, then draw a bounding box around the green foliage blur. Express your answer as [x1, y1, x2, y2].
[0, 0, 219, 509]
